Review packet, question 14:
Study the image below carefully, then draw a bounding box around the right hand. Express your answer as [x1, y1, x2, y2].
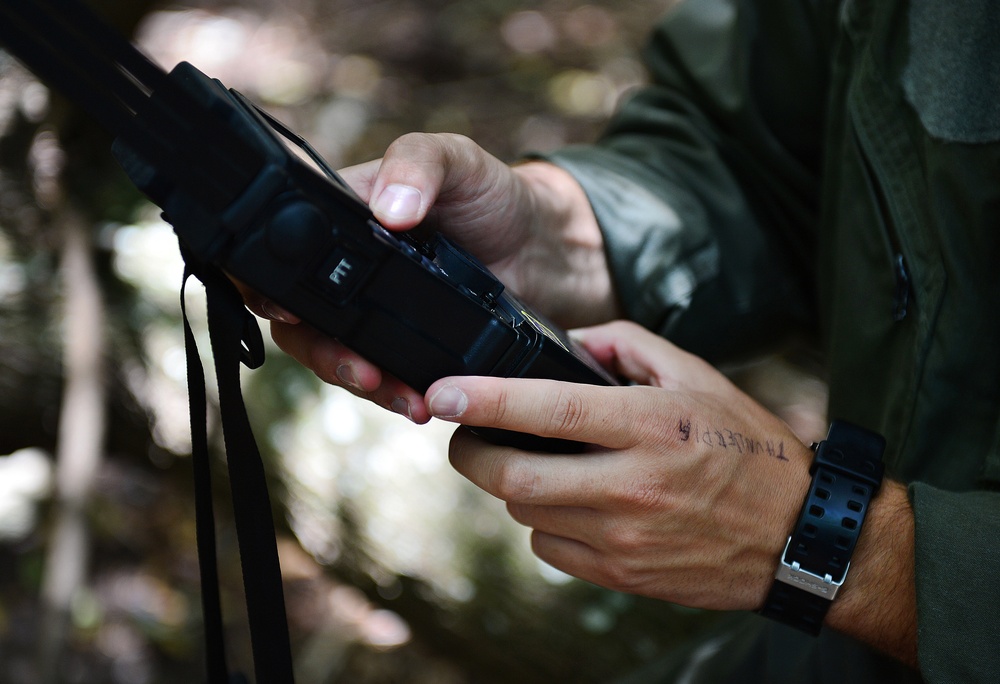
[246, 132, 617, 422]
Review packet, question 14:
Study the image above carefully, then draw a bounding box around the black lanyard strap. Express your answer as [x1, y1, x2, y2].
[182, 255, 294, 684]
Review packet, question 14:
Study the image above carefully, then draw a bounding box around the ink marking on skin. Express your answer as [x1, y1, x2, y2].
[725, 429, 744, 454]
[681, 422, 787, 462]
[677, 418, 789, 461]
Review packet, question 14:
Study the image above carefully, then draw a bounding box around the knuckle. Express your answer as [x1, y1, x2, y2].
[548, 387, 588, 435]
[628, 386, 667, 424]
[389, 131, 434, 152]
[492, 384, 514, 424]
[604, 520, 647, 556]
[630, 482, 670, 513]
[438, 131, 473, 147]
[383, 133, 441, 174]
[603, 469, 669, 514]
[631, 397, 665, 433]
[476, 381, 512, 427]
[492, 458, 538, 502]
[389, 132, 466, 161]
[594, 556, 639, 594]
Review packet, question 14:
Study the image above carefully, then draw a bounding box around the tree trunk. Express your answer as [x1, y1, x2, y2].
[37, 208, 108, 682]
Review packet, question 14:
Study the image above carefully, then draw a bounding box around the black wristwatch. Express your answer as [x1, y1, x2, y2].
[758, 420, 886, 635]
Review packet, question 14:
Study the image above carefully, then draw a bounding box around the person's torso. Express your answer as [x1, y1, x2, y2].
[818, 0, 1000, 490]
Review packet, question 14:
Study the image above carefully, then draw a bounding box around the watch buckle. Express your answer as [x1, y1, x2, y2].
[774, 537, 848, 601]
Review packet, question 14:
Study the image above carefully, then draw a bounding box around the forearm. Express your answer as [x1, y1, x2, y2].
[535, 0, 837, 361]
[824, 480, 918, 667]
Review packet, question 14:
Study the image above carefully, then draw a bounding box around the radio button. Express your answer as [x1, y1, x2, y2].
[318, 248, 370, 302]
[265, 200, 328, 263]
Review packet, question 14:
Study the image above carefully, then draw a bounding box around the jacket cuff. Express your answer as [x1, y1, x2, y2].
[537, 145, 719, 340]
[909, 482, 1000, 682]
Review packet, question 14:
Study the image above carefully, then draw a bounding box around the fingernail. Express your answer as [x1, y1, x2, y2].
[336, 363, 362, 391]
[428, 384, 468, 419]
[260, 300, 291, 323]
[373, 184, 422, 221]
[391, 397, 414, 422]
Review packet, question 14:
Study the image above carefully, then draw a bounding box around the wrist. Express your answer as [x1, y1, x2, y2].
[825, 480, 918, 666]
[510, 161, 620, 326]
[759, 420, 886, 634]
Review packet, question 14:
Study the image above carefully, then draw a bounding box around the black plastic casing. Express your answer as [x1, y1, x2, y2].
[114, 62, 615, 452]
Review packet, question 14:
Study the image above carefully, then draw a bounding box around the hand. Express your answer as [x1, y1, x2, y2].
[425, 320, 813, 611]
[247, 133, 617, 421]
[338, 133, 615, 323]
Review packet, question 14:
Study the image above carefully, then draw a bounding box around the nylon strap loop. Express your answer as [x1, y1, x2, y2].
[181, 255, 294, 684]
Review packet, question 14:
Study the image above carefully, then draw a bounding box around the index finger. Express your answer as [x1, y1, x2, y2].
[426, 376, 662, 450]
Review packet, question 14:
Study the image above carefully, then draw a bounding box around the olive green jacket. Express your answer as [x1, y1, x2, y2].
[548, 1, 1000, 682]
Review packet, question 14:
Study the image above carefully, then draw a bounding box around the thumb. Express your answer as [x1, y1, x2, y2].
[574, 321, 730, 393]
[370, 182, 429, 230]
[365, 133, 452, 230]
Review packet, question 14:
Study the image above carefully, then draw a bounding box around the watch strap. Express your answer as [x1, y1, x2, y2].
[759, 420, 886, 634]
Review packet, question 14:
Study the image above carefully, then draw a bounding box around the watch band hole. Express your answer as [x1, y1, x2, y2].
[809, 505, 825, 518]
[835, 535, 851, 550]
[819, 473, 836, 485]
[847, 500, 863, 513]
[804, 524, 818, 538]
[841, 517, 858, 531]
[816, 488, 831, 500]
[852, 485, 868, 497]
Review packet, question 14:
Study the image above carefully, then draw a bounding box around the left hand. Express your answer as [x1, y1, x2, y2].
[425, 321, 813, 611]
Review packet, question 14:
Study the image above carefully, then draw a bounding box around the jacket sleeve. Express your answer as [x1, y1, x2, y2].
[910, 482, 1000, 682]
[544, 0, 841, 361]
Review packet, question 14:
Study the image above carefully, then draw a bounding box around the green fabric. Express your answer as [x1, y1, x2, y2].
[903, 0, 1000, 143]
[912, 485, 1000, 682]
[613, 612, 919, 684]
[544, 0, 1000, 681]
[550, 0, 832, 362]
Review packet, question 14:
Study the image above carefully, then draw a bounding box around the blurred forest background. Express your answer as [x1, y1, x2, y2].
[0, 0, 828, 682]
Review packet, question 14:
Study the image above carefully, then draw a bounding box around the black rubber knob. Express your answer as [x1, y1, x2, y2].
[265, 200, 328, 263]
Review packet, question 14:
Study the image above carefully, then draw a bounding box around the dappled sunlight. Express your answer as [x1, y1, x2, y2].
[0, 447, 52, 541]
[0, 0, 729, 681]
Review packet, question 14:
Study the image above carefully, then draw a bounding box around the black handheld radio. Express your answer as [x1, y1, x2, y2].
[0, 0, 613, 453]
[0, 2, 616, 679]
